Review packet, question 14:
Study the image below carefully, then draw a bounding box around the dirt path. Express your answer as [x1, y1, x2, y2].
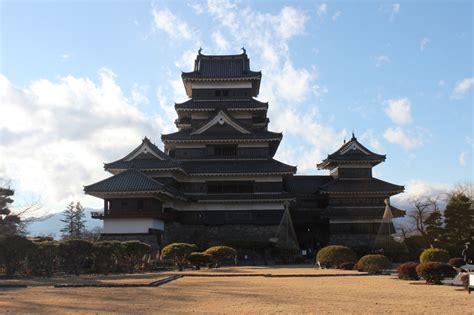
[1, 267, 472, 314]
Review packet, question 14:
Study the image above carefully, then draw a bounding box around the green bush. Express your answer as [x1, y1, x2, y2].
[339, 262, 355, 270]
[204, 246, 237, 267]
[397, 262, 419, 280]
[29, 241, 59, 277]
[161, 243, 198, 271]
[355, 255, 391, 274]
[59, 239, 94, 275]
[0, 235, 36, 277]
[188, 252, 213, 270]
[93, 241, 126, 274]
[419, 248, 450, 263]
[123, 241, 151, 273]
[448, 257, 465, 268]
[416, 262, 456, 284]
[315, 246, 357, 269]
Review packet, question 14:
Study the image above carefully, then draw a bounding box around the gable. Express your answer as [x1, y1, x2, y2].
[125, 142, 166, 161]
[339, 142, 371, 155]
[191, 110, 250, 135]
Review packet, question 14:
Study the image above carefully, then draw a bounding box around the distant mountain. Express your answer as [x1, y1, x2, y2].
[27, 208, 102, 239]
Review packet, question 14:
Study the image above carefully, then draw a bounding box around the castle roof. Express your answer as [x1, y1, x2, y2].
[84, 169, 178, 198]
[181, 49, 261, 80]
[175, 99, 268, 112]
[317, 133, 386, 169]
[320, 178, 404, 195]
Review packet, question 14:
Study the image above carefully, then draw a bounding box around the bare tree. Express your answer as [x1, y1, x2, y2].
[404, 195, 442, 237]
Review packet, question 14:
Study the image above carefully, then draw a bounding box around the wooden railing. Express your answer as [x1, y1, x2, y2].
[91, 211, 174, 220]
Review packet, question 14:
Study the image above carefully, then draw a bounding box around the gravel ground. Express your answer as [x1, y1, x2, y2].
[0, 266, 472, 314]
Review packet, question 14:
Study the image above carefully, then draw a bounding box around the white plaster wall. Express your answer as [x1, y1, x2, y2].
[103, 218, 164, 234]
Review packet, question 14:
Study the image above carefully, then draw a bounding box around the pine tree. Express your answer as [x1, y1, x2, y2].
[73, 202, 86, 238]
[425, 209, 444, 242]
[444, 192, 472, 243]
[0, 186, 23, 236]
[60, 202, 77, 239]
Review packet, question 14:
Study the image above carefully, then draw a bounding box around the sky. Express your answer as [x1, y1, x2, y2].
[0, 0, 472, 215]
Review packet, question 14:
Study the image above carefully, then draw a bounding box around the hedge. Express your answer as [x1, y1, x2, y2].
[316, 246, 357, 269]
[355, 255, 391, 274]
[397, 262, 419, 280]
[416, 262, 456, 284]
[419, 248, 450, 263]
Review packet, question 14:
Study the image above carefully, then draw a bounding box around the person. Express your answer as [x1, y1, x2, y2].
[462, 243, 471, 264]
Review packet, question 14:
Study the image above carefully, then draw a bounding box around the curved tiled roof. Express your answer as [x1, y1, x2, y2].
[84, 169, 165, 193]
[317, 135, 386, 169]
[181, 159, 296, 175]
[182, 52, 261, 80]
[161, 130, 282, 142]
[104, 159, 183, 172]
[175, 99, 268, 111]
[320, 178, 404, 195]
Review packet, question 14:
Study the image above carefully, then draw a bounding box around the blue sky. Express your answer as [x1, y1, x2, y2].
[0, 0, 472, 214]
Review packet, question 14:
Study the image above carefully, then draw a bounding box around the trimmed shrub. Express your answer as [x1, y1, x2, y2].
[204, 246, 237, 267]
[0, 235, 36, 277]
[416, 262, 456, 284]
[59, 239, 94, 275]
[397, 262, 419, 280]
[315, 246, 357, 269]
[355, 255, 391, 274]
[188, 252, 213, 270]
[419, 248, 450, 263]
[29, 241, 59, 277]
[161, 243, 198, 271]
[123, 241, 151, 273]
[339, 262, 355, 270]
[448, 257, 465, 268]
[93, 241, 126, 274]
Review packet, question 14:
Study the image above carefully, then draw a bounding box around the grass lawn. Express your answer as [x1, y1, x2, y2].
[1, 266, 472, 314]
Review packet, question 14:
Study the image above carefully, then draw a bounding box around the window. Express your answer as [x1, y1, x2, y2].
[215, 90, 221, 97]
[137, 199, 144, 210]
[207, 182, 254, 194]
[121, 200, 128, 208]
[213, 145, 237, 156]
[223, 90, 229, 97]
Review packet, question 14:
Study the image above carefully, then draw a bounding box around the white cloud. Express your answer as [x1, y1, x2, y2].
[317, 3, 328, 18]
[383, 126, 425, 150]
[451, 77, 474, 99]
[332, 11, 341, 21]
[392, 179, 451, 206]
[360, 129, 383, 152]
[278, 6, 308, 39]
[212, 31, 229, 51]
[438, 80, 445, 87]
[459, 151, 466, 166]
[420, 37, 430, 51]
[0, 70, 174, 214]
[188, 2, 205, 15]
[375, 55, 391, 67]
[152, 6, 192, 40]
[390, 3, 400, 20]
[61, 53, 70, 61]
[384, 97, 412, 125]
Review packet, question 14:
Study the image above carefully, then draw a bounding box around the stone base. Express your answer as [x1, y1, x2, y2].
[163, 222, 279, 248]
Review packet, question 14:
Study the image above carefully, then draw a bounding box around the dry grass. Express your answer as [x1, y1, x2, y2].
[1, 266, 473, 314]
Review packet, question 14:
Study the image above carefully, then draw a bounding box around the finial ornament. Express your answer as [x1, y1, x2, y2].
[198, 47, 203, 55]
[241, 47, 246, 54]
[352, 130, 356, 139]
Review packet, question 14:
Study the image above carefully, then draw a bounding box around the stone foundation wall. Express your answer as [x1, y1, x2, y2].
[163, 222, 279, 248]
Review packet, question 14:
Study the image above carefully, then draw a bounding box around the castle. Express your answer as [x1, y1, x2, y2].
[85, 49, 405, 255]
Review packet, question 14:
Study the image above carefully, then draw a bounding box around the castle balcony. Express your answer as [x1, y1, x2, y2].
[91, 210, 174, 221]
